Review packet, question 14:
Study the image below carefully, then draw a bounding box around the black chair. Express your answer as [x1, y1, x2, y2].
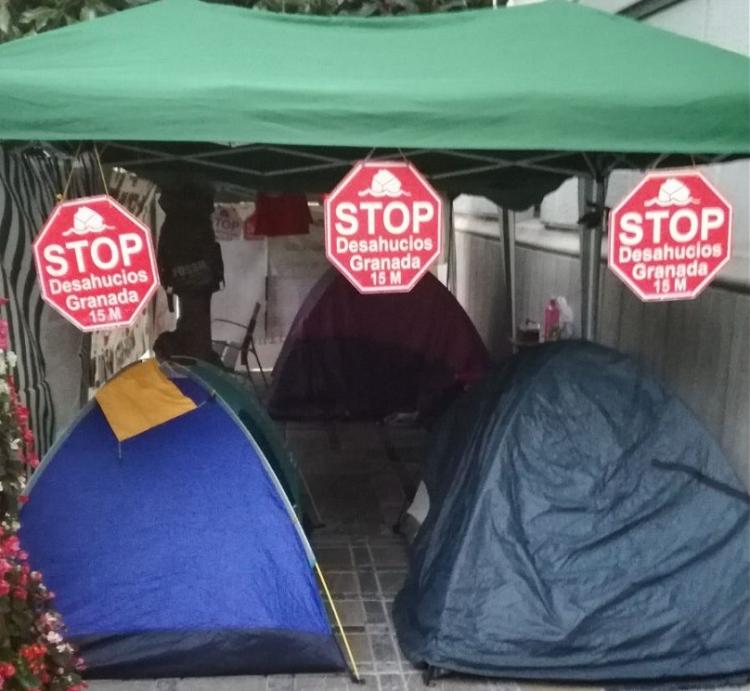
[211, 301, 268, 393]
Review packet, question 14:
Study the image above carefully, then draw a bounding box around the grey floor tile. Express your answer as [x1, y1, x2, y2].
[443, 680, 521, 690]
[404, 673, 434, 690]
[267, 675, 294, 691]
[358, 569, 380, 596]
[293, 673, 349, 690]
[380, 674, 408, 691]
[316, 546, 353, 569]
[176, 678, 267, 691]
[370, 544, 409, 568]
[363, 598, 388, 624]
[330, 598, 366, 627]
[87, 683, 159, 691]
[353, 546, 373, 567]
[326, 571, 360, 596]
[352, 673, 379, 689]
[377, 571, 408, 596]
[338, 631, 374, 663]
[370, 633, 399, 664]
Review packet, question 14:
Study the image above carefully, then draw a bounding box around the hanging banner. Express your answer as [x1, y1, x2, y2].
[608, 171, 732, 301]
[33, 195, 159, 331]
[211, 204, 243, 241]
[324, 161, 442, 294]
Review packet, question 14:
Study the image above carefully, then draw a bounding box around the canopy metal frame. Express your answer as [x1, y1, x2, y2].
[100, 141, 729, 185]
[20, 138, 734, 344]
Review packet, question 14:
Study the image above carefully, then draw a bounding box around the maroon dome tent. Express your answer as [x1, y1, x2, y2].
[268, 271, 490, 422]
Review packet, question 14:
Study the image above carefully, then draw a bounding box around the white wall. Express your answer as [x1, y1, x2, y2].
[453, 207, 750, 487]
[579, 0, 635, 13]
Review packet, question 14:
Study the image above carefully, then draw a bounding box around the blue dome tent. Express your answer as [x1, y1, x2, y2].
[394, 341, 750, 685]
[19, 360, 349, 679]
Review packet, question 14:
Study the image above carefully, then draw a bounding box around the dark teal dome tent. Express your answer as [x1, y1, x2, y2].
[394, 342, 750, 684]
[179, 357, 304, 516]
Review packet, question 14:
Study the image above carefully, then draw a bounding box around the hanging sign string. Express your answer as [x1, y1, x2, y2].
[57, 142, 84, 202]
[56, 143, 110, 202]
[93, 143, 109, 195]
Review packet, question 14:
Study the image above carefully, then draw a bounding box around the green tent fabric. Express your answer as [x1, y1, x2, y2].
[180, 360, 304, 518]
[0, 0, 747, 152]
[0, 0, 747, 204]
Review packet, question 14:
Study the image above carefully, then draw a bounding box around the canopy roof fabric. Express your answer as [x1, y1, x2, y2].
[0, 0, 748, 202]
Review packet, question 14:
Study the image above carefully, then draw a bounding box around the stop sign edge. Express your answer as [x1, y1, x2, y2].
[324, 160, 444, 295]
[607, 170, 733, 302]
[32, 194, 160, 332]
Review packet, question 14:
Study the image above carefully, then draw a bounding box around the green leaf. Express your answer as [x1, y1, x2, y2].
[13, 661, 41, 690]
[19, 6, 59, 32]
[0, 1, 11, 35]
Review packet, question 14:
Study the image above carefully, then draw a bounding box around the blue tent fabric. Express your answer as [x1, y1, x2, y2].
[20, 370, 344, 678]
[394, 341, 750, 683]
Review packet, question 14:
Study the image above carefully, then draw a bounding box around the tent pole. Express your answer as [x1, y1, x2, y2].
[500, 207, 516, 345]
[579, 176, 607, 341]
[314, 562, 361, 682]
[79, 332, 91, 407]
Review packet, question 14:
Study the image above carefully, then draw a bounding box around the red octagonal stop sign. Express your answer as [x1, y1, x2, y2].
[609, 171, 732, 301]
[325, 161, 443, 293]
[33, 195, 159, 331]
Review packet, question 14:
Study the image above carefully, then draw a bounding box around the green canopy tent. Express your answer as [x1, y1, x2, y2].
[0, 0, 748, 337]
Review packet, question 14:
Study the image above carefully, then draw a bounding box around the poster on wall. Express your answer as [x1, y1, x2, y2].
[324, 161, 443, 294]
[212, 204, 243, 241]
[33, 195, 159, 332]
[211, 203, 268, 348]
[608, 171, 732, 301]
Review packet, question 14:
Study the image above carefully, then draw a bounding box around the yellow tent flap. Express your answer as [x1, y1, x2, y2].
[95, 359, 197, 442]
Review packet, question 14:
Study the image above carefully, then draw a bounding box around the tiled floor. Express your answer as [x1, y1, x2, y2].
[89, 419, 747, 691]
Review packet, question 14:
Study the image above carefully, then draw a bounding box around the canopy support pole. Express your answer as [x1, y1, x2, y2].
[500, 207, 516, 345]
[579, 176, 607, 341]
[446, 196, 457, 294]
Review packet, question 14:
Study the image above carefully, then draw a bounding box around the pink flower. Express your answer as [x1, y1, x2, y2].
[12, 587, 27, 600]
[2, 536, 20, 556]
[18, 496, 29, 506]
[0, 296, 7, 307]
[16, 405, 29, 427]
[0, 662, 15, 678]
[0, 319, 8, 350]
[0, 581, 9, 597]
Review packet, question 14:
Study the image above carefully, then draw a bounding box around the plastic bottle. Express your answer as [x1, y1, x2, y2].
[543, 298, 560, 342]
[556, 296, 574, 339]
